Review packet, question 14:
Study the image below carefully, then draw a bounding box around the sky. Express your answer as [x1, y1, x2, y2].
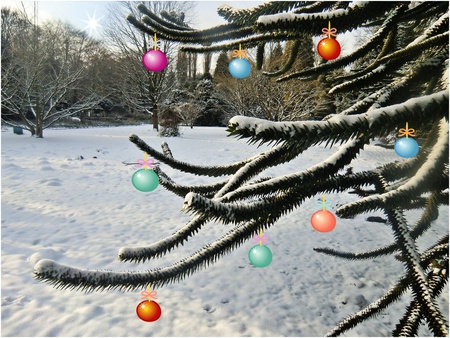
[2, 1, 266, 39]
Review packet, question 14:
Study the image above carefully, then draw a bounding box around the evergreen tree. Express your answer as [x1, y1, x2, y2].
[34, 2, 449, 336]
[213, 50, 230, 79]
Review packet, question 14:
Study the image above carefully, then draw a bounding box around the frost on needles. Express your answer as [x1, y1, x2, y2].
[34, 2, 449, 336]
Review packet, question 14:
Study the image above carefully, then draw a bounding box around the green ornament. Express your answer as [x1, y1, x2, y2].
[248, 244, 272, 267]
[132, 169, 159, 192]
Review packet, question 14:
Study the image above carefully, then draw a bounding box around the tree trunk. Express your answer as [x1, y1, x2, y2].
[36, 124, 43, 138]
[35, 113, 44, 138]
[152, 103, 159, 131]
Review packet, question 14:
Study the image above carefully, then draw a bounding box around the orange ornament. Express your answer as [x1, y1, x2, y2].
[317, 38, 341, 60]
[317, 21, 341, 60]
[136, 300, 162, 322]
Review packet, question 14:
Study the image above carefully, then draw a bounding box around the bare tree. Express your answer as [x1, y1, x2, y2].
[1, 9, 103, 137]
[103, 1, 195, 131]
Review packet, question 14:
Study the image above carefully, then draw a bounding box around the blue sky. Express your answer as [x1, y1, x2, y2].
[2, 1, 265, 39]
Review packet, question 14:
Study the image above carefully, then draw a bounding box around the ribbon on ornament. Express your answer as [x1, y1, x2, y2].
[252, 227, 269, 246]
[321, 21, 337, 38]
[252, 233, 269, 245]
[398, 122, 415, 138]
[232, 44, 248, 59]
[141, 285, 158, 301]
[151, 33, 162, 51]
[316, 194, 332, 211]
[137, 158, 155, 170]
[136, 152, 155, 170]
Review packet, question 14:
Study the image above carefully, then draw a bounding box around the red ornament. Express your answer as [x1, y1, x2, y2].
[311, 210, 336, 232]
[136, 300, 162, 322]
[317, 38, 341, 60]
[317, 21, 341, 60]
[311, 194, 336, 232]
[137, 285, 161, 322]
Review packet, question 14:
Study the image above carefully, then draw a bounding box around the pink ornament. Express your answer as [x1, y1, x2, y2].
[142, 50, 167, 72]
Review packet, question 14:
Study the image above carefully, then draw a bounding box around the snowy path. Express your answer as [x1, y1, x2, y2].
[1, 125, 447, 336]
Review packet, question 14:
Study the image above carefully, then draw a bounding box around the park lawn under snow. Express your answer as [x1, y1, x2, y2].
[1, 125, 448, 337]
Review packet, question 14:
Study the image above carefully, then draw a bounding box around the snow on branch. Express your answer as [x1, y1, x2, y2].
[314, 191, 444, 260]
[337, 118, 448, 219]
[228, 90, 449, 146]
[325, 240, 449, 337]
[256, 1, 393, 33]
[35, 210, 281, 291]
[129, 134, 252, 177]
[277, 5, 407, 81]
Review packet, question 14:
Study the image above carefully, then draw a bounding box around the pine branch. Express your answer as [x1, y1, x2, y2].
[385, 208, 448, 336]
[325, 241, 449, 337]
[184, 138, 365, 222]
[118, 214, 209, 263]
[337, 118, 448, 219]
[35, 205, 283, 291]
[394, 266, 448, 336]
[155, 166, 225, 198]
[277, 5, 407, 81]
[228, 90, 449, 147]
[127, 4, 254, 45]
[136, 4, 193, 31]
[314, 191, 444, 260]
[217, 1, 304, 26]
[329, 32, 449, 94]
[129, 134, 252, 177]
[256, 2, 395, 34]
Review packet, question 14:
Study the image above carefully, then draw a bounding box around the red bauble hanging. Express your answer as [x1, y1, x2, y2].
[317, 21, 341, 61]
[310, 195, 336, 232]
[136, 300, 162, 322]
[137, 285, 162, 322]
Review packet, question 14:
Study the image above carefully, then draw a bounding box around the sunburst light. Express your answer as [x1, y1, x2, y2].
[83, 10, 103, 36]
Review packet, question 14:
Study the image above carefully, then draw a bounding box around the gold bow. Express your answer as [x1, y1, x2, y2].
[232, 44, 248, 59]
[398, 122, 415, 138]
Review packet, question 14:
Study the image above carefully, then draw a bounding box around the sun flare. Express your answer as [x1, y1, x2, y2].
[83, 11, 102, 36]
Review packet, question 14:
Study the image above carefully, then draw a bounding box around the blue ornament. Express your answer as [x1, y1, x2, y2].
[394, 137, 419, 158]
[248, 245, 272, 267]
[132, 169, 159, 192]
[229, 58, 251, 79]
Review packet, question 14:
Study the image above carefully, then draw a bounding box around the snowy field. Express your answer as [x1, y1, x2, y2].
[1, 125, 448, 337]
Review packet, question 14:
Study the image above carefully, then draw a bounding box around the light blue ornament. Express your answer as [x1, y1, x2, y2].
[132, 169, 159, 192]
[394, 137, 419, 158]
[229, 58, 251, 79]
[248, 244, 272, 267]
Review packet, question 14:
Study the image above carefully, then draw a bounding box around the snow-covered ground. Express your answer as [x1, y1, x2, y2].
[2, 125, 448, 337]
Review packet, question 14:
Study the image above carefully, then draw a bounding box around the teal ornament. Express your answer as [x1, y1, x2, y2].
[132, 169, 159, 192]
[248, 245, 272, 268]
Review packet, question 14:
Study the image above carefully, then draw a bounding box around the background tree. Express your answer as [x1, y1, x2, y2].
[104, 1, 195, 131]
[1, 7, 104, 137]
[214, 42, 318, 122]
[34, 2, 449, 336]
